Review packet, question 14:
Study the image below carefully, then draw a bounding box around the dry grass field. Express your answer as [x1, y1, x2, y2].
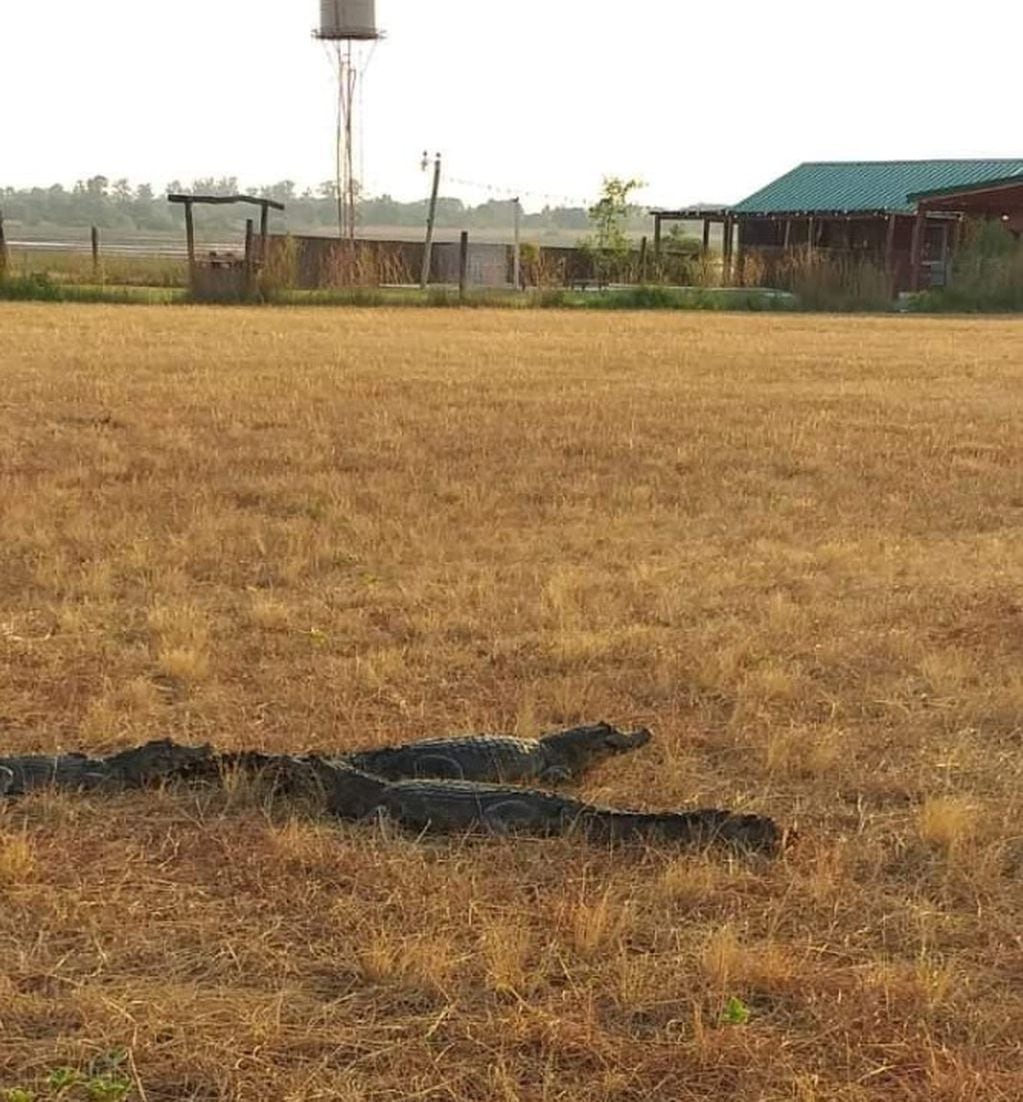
[1, 304, 1022, 1101]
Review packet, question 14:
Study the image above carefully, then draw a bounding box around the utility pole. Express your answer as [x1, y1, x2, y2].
[420, 151, 441, 290]
[512, 196, 521, 290]
[458, 230, 469, 300]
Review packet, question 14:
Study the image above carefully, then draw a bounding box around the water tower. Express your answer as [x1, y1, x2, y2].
[315, 1, 383, 242]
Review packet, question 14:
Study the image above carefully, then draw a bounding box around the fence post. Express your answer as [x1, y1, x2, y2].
[0, 208, 7, 281]
[458, 230, 469, 300]
[639, 235, 648, 284]
[512, 197, 521, 290]
[244, 218, 255, 299]
[91, 226, 100, 280]
[259, 202, 270, 267]
[184, 199, 196, 290]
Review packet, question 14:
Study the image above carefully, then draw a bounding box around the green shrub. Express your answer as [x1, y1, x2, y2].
[0, 272, 63, 301]
[913, 220, 1023, 312]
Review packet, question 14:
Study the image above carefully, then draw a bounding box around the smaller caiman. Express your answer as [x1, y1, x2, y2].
[342, 722, 652, 784]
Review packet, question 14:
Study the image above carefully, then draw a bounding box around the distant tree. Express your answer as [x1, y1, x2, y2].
[191, 176, 238, 197]
[112, 178, 133, 204]
[550, 206, 590, 231]
[584, 176, 645, 281]
[260, 180, 296, 204]
[587, 177, 643, 252]
[1, 176, 622, 240]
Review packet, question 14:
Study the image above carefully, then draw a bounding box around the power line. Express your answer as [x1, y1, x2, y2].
[445, 175, 594, 208]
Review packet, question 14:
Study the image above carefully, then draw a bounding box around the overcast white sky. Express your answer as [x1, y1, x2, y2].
[3, 0, 1022, 211]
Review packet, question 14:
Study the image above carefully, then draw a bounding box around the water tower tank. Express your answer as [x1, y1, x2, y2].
[317, 0, 379, 39]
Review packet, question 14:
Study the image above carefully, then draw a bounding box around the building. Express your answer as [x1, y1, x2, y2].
[652, 160, 1023, 293]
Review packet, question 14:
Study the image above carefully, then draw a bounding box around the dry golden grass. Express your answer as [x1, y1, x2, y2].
[1, 304, 1023, 1100]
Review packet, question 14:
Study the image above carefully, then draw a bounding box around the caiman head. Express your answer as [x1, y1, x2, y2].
[106, 739, 217, 786]
[539, 722, 652, 779]
[315, 759, 389, 820]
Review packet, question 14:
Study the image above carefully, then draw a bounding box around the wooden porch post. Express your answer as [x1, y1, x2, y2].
[702, 217, 711, 256]
[884, 213, 897, 287]
[722, 215, 734, 284]
[807, 215, 816, 251]
[653, 214, 662, 260]
[734, 219, 744, 285]
[783, 218, 792, 249]
[910, 209, 926, 292]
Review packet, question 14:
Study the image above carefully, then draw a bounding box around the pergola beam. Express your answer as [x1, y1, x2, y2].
[168, 194, 285, 211]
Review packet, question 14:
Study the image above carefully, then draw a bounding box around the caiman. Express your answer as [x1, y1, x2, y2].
[316, 761, 784, 854]
[342, 722, 652, 784]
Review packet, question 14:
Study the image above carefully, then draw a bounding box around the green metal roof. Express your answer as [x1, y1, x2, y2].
[733, 160, 1023, 215]
[909, 173, 1023, 202]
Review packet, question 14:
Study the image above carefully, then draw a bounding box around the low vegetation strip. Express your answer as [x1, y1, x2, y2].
[1, 305, 1023, 1099]
[0, 273, 790, 310]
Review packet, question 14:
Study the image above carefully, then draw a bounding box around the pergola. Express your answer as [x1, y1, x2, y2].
[650, 208, 734, 271]
[168, 194, 285, 293]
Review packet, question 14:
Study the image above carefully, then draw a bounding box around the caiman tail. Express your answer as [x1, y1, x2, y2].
[580, 807, 784, 853]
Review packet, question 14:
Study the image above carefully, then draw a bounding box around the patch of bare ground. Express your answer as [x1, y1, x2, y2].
[1, 304, 1023, 1099]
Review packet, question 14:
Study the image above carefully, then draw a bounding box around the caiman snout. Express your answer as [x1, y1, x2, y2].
[542, 722, 654, 759]
[605, 726, 652, 752]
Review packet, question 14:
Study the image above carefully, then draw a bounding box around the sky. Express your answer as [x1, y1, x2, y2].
[3, 0, 1023, 212]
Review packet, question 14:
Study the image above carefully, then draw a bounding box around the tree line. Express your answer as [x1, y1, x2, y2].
[0, 176, 654, 236]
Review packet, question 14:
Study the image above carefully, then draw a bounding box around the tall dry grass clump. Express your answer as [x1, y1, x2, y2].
[778, 247, 893, 310]
[323, 240, 413, 287]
